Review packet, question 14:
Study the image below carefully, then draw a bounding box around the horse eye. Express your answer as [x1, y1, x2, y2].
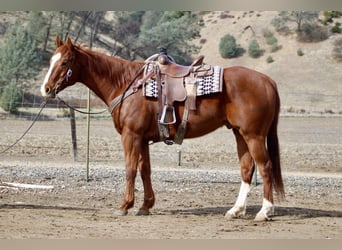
[61, 61, 68, 66]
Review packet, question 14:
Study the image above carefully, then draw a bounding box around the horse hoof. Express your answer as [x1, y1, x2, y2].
[136, 209, 150, 216]
[114, 209, 128, 216]
[254, 213, 271, 222]
[224, 213, 236, 220]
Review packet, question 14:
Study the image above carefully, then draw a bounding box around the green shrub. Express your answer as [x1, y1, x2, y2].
[297, 23, 329, 42]
[219, 34, 238, 58]
[266, 56, 274, 63]
[271, 17, 284, 31]
[297, 48, 304, 56]
[263, 30, 273, 38]
[271, 17, 291, 35]
[331, 22, 341, 33]
[248, 39, 263, 58]
[0, 81, 22, 113]
[263, 29, 282, 53]
[266, 36, 278, 45]
[271, 44, 282, 53]
[263, 30, 278, 45]
[323, 11, 342, 25]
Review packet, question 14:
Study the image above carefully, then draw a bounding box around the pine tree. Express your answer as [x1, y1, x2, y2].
[0, 21, 40, 90]
[0, 21, 40, 113]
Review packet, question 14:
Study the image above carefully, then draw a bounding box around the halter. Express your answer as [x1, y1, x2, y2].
[54, 64, 108, 115]
[66, 68, 73, 81]
[55, 53, 75, 96]
[56, 60, 146, 116]
[53, 49, 145, 115]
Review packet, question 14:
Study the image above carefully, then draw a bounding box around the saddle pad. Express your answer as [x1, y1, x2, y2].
[143, 65, 223, 98]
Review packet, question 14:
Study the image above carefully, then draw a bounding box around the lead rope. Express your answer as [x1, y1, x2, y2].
[0, 95, 107, 156]
[0, 62, 149, 155]
[56, 95, 108, 115]
[0, 100, 48, 155]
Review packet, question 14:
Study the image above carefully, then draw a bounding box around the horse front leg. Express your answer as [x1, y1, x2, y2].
[136, 142, 155, 215]
[115, 131, 141, 216]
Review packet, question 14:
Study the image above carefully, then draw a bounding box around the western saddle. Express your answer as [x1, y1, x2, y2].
[139, 49, 212, 144]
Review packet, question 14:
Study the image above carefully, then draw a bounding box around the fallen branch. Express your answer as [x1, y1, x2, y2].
[0, 181, 54, 190]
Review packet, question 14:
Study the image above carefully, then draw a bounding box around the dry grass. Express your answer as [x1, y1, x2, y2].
[196, 11, 342, 115]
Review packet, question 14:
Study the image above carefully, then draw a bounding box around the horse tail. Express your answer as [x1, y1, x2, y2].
[267, 86, 285, 199]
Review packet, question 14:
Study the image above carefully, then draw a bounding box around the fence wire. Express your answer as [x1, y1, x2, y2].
[1, 84, 341, 171]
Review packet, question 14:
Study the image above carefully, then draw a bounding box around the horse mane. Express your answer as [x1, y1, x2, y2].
[73, 44, 144, 88]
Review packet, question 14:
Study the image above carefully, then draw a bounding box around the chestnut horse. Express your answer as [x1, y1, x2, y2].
[41, 36, 284, 221]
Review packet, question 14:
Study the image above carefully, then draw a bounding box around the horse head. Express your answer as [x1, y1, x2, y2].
[41, 36, 77, 98]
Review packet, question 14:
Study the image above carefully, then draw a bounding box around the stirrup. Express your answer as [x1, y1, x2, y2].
[159, 105, 176, 125]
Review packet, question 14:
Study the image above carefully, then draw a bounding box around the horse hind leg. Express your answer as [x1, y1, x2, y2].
[246, 136, 275, 221]
[225, 129, 255, 219]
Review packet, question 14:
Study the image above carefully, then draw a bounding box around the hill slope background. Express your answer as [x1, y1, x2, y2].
[196, 11, 341, 115]
[1, 11, 340, 115]
[52, 11, 342, 115]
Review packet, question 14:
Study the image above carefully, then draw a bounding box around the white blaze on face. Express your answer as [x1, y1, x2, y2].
[41, 52, 61, 96]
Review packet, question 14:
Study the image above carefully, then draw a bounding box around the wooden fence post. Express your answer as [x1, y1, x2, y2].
[69, 108, 77, 161]
[86, 89, 91, 181]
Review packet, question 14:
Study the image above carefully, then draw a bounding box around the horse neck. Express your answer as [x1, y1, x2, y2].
[75, 47, 143, 106]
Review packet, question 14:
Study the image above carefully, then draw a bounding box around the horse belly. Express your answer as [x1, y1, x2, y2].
[177, 97, 226, 139]
[184, 119, 224, 138]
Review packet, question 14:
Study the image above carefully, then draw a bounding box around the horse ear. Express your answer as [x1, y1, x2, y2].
[66, 37, 74, 49]
[56, 36, 63, 47]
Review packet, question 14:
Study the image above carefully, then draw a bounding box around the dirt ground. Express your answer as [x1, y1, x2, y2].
[0, 116, 341, 239]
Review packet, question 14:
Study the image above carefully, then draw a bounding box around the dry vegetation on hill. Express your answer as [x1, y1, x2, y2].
[196, 11, 341, 115]
[1, 11, 341, 115]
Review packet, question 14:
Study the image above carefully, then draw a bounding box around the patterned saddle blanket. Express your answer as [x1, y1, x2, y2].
[143, 63, 223, 98]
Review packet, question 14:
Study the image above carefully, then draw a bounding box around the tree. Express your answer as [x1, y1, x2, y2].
[278, 11, 319, 32]
[87, 11, 106, 48]
[135, 11, 201, 64]
[57, 11, 77, 41]
[111, 11, 145, 59]
[0, 80, 21, 113]
[42, 12, 55, 52]
[0, 21, 40, 112]
[73, 11, 92, 43]
[27, 11, 49, 46]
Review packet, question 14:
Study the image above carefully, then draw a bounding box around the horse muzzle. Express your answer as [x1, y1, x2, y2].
[41, 83, 57, 99]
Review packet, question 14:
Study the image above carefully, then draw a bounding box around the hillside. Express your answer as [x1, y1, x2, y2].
[196, 11, 342, 115]
[1, 11, 340, 115]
